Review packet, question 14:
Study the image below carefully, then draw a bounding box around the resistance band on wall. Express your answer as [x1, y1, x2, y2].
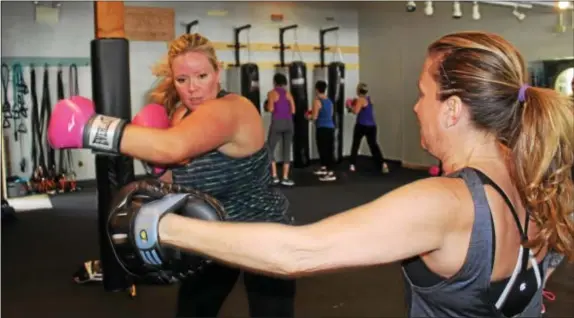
[1, 64, 12, 129]
[28, 64, 80, 194]
[41, 65, 56, 179]
[12, 64, 29, 173]
[29, 66, 48, 192]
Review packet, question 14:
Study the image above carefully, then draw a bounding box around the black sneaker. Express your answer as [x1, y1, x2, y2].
[281, 178, 295, 186]
[313, 168, 328, 176]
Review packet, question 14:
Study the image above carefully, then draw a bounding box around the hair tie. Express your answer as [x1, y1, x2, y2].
[518, 84, 530, 102]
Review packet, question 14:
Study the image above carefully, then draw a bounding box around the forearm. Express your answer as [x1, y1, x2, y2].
[158, 214, 320, 277]
[120, 125, 181, 164]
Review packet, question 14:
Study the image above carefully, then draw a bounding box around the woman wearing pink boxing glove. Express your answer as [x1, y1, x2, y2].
[48, 33, 296, 318]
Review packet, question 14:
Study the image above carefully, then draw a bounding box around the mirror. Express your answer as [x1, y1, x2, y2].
[554, 67, 574, 96]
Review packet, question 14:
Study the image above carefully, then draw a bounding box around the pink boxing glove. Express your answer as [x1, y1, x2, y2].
[47, 96, 128, 154]
[132, 104, 170, 129]
[132, 104, 170, 177]
[345, 98, 354, 108]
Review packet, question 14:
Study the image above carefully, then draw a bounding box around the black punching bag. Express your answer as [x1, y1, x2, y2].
[241, 63, 261, 113]
[289, 61, 310, 168]
[328, 62, 345, 164]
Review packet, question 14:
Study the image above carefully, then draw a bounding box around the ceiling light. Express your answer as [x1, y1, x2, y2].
[424, 1, 434, 16]
[453, 1, 463, 19]
[406, 1, 417, 12]
[472, 2, 481, 20]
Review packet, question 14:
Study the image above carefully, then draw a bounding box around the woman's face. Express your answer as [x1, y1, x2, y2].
[413, 56, 446, 156]
[172, 51, 220, 110]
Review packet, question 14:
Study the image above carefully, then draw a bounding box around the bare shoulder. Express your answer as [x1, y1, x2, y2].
[214, 93, 263, 125]
[392, 177, 467, 226]
[397, 176, 464, 204]
[202, 93, 249, 111]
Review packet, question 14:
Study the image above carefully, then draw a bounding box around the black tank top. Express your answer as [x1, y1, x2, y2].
[171, 91, 293, 224]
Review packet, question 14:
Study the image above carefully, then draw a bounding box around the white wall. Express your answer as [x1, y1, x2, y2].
[1, 1, 361, 181]
[358, 1, 574, 166]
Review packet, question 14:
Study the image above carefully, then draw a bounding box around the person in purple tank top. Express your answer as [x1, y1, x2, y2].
[346, 83, 389, 174]
[265, 73, 296, 186]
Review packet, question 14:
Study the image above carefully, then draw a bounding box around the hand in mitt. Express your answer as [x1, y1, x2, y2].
[107, 179, 226, 282]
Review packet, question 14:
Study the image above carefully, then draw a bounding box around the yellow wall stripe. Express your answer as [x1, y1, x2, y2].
[221, 61, 359, 70]
[212, 42, 359, 54]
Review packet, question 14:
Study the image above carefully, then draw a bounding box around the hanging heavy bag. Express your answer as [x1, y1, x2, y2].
[327, 62, 345, 164]
[289, 61, 310, 168]
[240, 63, 261, 113]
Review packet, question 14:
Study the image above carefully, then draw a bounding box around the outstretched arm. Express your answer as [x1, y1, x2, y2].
[159, 177, 460, 277]
[120, 94, 245, 164]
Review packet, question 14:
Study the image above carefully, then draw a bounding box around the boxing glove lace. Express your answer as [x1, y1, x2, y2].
[47, 96, 127, 155]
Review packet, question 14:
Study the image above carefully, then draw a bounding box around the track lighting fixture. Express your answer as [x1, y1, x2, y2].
[452, 1, 462, 19]
[406, 1, 417, 12]
[472, 1, 481, 20]
[512, 5, 526, 21]
[424, 1, 434, 16]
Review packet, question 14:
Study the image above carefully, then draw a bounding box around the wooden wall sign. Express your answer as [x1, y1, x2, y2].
[124, 6, 175, 42]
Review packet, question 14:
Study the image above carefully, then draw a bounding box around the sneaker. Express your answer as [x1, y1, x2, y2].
[281, 178, 295, 186]
[313, 168, 328, 176]
[382, 163, 390, 174]
[73, 260, 103, 284]
[349, 164, 356, 172]
[319, 172, 337, 182]
[271, 177, 280, 185]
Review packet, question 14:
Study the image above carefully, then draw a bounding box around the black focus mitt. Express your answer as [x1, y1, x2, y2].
[106, 179, 226, 282]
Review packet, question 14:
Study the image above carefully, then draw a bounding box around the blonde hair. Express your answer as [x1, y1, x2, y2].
[428, 31, 574, 261]
[148, 33, 220, 116]
[357, 82, 368, 95]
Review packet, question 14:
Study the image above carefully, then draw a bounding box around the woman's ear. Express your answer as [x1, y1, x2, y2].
[441, 96, 463, 128]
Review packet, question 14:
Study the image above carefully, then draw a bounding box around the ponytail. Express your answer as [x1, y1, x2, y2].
[511, 86, 574, 261]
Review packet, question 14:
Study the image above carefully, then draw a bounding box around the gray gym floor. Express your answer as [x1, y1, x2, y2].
[2, 164, 572, 317]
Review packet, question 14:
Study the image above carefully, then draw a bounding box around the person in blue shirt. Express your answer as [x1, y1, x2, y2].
[307, 80, 336, 182]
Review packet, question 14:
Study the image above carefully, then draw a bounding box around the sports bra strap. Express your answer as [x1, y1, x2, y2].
[471, 169, 529, 241]
[467, 168, 541, 311]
